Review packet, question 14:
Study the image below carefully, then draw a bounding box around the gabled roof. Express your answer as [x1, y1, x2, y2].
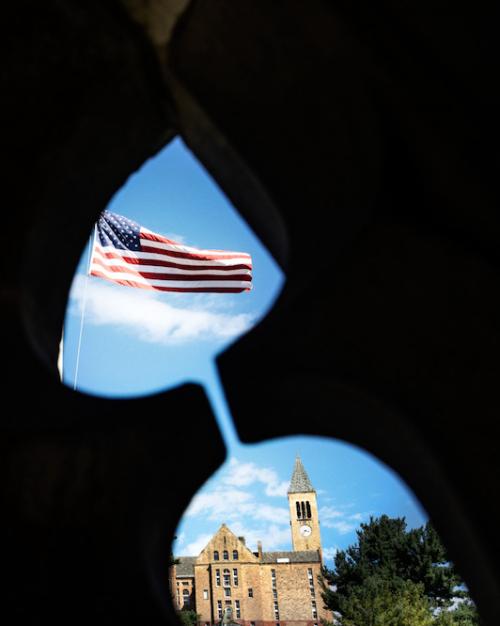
[288, 455, 315, 493]
[175, 556, 196, 577]
[195, 524, 259, 564]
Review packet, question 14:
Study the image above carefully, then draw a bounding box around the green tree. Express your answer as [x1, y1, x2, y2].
[338, 578, 433, 626]
[177, 608, 199, 626]
[321, 515, 461, 616]
[433, 600, 481, 626]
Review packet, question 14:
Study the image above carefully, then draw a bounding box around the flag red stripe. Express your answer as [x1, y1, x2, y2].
[91, 257, 252, 282]
[140, 231, 251, 257]
[94, 248, 252, 271]
[89, 270, 249, 293]
[140, 242, 249, 262]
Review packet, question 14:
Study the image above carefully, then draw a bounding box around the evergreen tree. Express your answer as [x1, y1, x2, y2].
[433, 600, 481, 626]
[321, 515, 463, 620]
[337, 578, 433, 626]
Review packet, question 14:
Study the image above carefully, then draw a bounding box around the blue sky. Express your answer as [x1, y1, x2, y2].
[62, 137, 427, 567]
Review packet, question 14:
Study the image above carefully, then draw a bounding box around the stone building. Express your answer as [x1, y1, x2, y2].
[171, 457, 332, 626]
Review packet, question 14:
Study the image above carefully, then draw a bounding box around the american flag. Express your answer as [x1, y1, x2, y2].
[89, 211, 253, 293]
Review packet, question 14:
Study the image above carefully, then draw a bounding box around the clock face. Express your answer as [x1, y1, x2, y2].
[300, 524, 312, 537]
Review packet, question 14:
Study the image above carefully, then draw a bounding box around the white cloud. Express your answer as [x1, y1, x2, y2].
[180, 458, 293, 554]
[328, 520, 358, 535]
[223, 458, 290, 497]
[255, 504, 290, 524]
[184, 488, 253, 520]
[184, 533, 214, 556]
[69, 276, 254, 345]
[322, 546, 339, 562]
[165, 232, 187, 244]
[229, 521, 292, 552]
[175, 531, 185, 545]
[184, 487, 289, 526]
[320, 505, 369, 534]
[179, 522, 293, 557]
[319, 506, 344, 524]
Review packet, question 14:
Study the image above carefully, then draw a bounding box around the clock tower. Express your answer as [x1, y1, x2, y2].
[288, 455, 322, 555]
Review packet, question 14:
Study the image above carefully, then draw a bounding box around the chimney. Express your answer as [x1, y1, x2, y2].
[257, 541, 263, 559]
[238, 536, 246, 545]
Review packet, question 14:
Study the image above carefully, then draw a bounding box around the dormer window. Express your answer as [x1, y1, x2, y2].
[223, 550, 229, 560]
[233, 550, 239, 560]
[214, 550, 219, 561]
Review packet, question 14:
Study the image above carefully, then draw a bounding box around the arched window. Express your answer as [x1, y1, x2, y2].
[296, 501, 301, 519]
[301, 501, 306, 519]
[223, 550, 229, 560]
[306, 501, 311, 519]
[233, 550, 239, 560]
[214, 550, 219, 561]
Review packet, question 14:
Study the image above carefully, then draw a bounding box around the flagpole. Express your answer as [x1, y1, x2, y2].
[73, 225, 96, 391]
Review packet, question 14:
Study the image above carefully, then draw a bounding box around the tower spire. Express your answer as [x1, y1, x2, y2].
[288, 455, 315, 494]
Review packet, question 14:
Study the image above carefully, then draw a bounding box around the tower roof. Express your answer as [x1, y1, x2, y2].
[288, 455, 315, 493]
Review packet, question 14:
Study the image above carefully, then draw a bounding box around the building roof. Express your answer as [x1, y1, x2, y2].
[288, 455, 315, 493]
[261, 551, 320, 563]
[175, 556, 196, 577]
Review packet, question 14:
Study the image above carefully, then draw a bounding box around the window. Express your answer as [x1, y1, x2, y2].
[182, 589, 190, 597]
[248, 588, 253, 598]
[214, 551, 219, 561]
[296, 501, 301, 519]
[223, 569, 231, 587]
[224, 587, 231, 597]
[301, 501, 306, 519]
[273, 589, 278, 599]
[203, 589, 209, 600]
[308, 568, 316, 595]
[217, 600, 223, 620]
[182, 581, 189, 586]
[233, 549, 239, 560]
[306, 500, 312, 519]
[233, 568, 239, 586]
[312, 600, 318, 619]
[225, 601, 232, 607]
[223, 550, 229, 560]
[274, 600, 280, 620]
[216, 569, 221, 587]
[235, 600, 241, 618]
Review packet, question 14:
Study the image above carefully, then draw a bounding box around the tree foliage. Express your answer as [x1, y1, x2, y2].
[321, 515, 481, 625]
[338, 578, 433, 626]
[177, 609, 199, 626]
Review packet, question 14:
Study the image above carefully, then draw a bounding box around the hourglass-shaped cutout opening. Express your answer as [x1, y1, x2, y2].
[59, 137, 285, 398]
[171, 436, 479, 626]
